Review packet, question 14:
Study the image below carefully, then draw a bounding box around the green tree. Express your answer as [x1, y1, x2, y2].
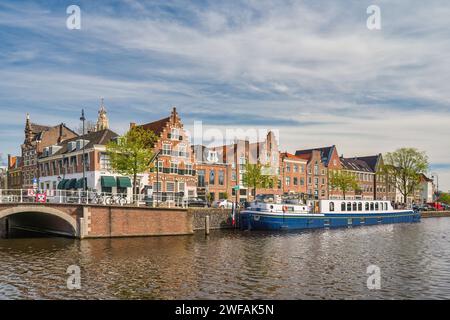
[107, 126, 157, 202]
[439, 193, 450, 205]
[242, 162, 274, 199]
[329, 169, 360, 200]
[383, 148, 429, 204]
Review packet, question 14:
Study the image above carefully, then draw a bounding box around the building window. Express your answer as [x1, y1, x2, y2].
[178, 144, 187, 157]
[198, 170, 205, 187]
[293, 177, 298, 185]
[153, 181, 162, 193]
[157, 161, 163, 173]
[166, 182, 175, 193]
[170, 128, 180, 140]
[170, 162, 178, 174]
[178, 182, 185, 193]
[162, 143, 171, 155]
[209, 170, 215, 185]
[218, 170, 224, 186]
[100, 153, 111, 171]
[232, 171, 237, 181]
[285, 177, 290, 186]
[300, 177, 305, 186]
[293, 165, 298, 173]
[314, 164, 319, 175]
[185, 163, 193, 175]
[286, 164, 291, 173]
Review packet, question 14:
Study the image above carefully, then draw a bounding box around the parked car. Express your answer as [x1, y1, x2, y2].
[213, 199, 234, 209]
[187, 197, 209, 208]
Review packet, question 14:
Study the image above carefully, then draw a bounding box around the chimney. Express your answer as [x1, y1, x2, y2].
[130, 122, 136, 129]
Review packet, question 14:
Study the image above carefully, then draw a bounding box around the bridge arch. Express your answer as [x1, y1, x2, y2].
[0, 206, 78, 236]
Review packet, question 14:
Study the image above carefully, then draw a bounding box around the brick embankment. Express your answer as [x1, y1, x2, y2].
[189, 208, 234, 231]
[421, 211, 450, 218]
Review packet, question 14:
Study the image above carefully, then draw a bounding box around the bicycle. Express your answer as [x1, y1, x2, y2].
[90, 192, 106, 205]
[105, 193, 128, 206]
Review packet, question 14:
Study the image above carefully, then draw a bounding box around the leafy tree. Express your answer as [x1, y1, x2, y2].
[383, 148, 429, 204]
[329, 169, 360, 200]
[242, 162, 274, 199]
[107, 126, 157, 202]
[439, 193, 450, 205]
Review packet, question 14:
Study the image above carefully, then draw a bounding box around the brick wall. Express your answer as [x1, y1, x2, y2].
[86, 205, 193, 238]
[189, 208, 234, 230]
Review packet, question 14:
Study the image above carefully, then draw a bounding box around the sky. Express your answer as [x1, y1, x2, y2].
[0, 0, 449, 191]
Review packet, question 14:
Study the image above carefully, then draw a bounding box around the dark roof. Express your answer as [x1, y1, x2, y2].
[140, 117, 171, 136]
[31, 123, 51, 134]
[348, 155, 381, 172]
[340, 157, 373, 172]
[39, 129, 118, 158]
[295, 146, 335, 166]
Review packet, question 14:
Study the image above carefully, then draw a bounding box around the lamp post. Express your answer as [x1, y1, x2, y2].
[80, 109, 86, 192]
[431, 172, 439, 201]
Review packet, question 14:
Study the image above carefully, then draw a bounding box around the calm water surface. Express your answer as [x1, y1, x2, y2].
[1, 218, 450, 300]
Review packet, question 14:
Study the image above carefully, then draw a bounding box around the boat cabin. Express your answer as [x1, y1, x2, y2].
[319, 200, 394, 213]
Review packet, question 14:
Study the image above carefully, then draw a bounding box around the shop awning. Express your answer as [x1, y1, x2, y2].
[117, 177, 132, 188]
[66, 178, 77, 190]
[75, 178, 87, 189]
[101, 176, 116, 188]
[57, 179, 68, 190]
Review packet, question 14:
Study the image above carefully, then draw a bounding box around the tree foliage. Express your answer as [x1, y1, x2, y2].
[439, 193, 450, 205]
[383, 148, 429, 204]
[329, 169, 360, 200]
[242, 162, 274, 198]
[106, 126, 157, 200]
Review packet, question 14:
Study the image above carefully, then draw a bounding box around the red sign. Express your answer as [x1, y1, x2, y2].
[35, 193, 47, 203]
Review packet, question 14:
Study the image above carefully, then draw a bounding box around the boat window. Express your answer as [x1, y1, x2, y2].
[270, 205, 274, 209]
[358, 202, 362, 211]
[352, 202, 357, 211]
[384, 203, 388, 210]
[347, 202, 352, 211]
[375, 202, 379, 210]
[365, 202, 369, 211]
[341, 202, 346, 211]
[370, 203, 374, 211]
[329, 202, 335, 212]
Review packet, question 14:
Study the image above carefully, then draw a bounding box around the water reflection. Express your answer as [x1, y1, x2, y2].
[1, 218, 450, 299]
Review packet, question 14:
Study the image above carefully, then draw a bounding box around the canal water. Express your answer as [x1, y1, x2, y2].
[1, 218, 450, 300]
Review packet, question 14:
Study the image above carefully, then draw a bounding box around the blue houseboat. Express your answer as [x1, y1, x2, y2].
[240, 200, 420, 231]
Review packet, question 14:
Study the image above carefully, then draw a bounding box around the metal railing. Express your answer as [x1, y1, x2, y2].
[0, 189, 190, 208]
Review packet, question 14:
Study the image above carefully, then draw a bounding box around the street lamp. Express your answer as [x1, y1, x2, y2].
[431, 172, 439, 200]
[80, 109, 86, 192]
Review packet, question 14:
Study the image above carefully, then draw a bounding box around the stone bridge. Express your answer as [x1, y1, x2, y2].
[0, 203, 193, 239]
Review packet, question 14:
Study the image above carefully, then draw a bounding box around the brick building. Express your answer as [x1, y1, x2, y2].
[197, 131, 279, 201]
[295, 145, 341, 200]
[193, 145, 232, 202]
[136, 107, 197, 201]
[21, 114, 78, 189]
[338, 157, 375, 200]
[351, 154, 396, 202]
[37, 129, 128, 194]
[279, 152, 308, 196]
[7, 155, 22, 189]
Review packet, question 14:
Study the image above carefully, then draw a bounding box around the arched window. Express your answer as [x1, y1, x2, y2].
[365, 202, 369, 211]
[347, 202, 352, 211]
[353, 202, 357, 211]
[375, 202, 379, 210]
[358, 202, 363, 211]
[329, 202, 335, 212]
[341, 202, 346, 211]
[370, 202, 374, 211]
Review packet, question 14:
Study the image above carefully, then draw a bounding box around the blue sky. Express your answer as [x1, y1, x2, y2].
[0, 0, 449, 190]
